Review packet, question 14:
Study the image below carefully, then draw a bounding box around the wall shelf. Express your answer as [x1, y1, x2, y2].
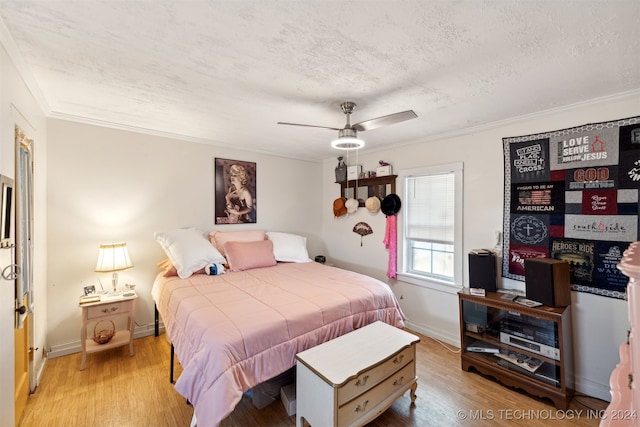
[337, 175, 397, 206]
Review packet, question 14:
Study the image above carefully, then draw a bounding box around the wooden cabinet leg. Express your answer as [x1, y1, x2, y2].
[80, 325, 87, 370]
[129, 315, 135, 356]
[410, 382, 418, 403]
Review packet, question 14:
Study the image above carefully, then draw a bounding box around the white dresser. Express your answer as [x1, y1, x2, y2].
[295, 321, 420, 427]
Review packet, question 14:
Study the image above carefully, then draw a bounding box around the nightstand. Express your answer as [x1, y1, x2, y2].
[79, 292, 137, 370]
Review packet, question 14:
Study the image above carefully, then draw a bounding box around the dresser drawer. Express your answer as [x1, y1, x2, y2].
[338, 345, 414, 405]
[338, 361, 416, 426]
[86, 301, 127, 319]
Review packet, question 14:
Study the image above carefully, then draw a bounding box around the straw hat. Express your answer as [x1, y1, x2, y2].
[345, 198, 359, 214]
[365, 196, 381, 213]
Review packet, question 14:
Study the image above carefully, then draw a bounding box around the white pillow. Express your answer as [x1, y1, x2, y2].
[154, 228, 226, 279]
[266, 232, 312, 263]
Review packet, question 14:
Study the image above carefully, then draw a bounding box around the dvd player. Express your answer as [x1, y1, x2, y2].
[500, 332, 560, 360]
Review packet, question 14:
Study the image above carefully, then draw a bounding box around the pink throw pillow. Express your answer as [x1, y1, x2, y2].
[224, 239, 277, 272]
[208, 230, 266, 255]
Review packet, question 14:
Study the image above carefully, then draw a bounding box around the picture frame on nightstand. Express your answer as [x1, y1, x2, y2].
[83, 285, 96, 296]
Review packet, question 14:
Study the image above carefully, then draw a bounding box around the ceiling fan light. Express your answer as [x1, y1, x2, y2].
[331, 137, 365, 150]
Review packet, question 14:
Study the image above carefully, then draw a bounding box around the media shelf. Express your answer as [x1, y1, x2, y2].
[458, 290, 574, 409]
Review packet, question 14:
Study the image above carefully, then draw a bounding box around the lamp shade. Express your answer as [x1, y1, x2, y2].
[95, 242, 134, 273]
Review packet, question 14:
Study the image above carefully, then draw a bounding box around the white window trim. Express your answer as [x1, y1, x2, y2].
[396, 162, 464, 293]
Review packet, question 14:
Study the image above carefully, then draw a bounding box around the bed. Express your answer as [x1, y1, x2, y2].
[151, 228, 405, 427]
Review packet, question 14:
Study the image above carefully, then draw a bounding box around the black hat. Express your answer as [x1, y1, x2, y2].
[381, 194, 401, 216]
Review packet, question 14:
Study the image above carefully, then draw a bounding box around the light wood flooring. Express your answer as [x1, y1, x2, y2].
[20, 331, 608, 427]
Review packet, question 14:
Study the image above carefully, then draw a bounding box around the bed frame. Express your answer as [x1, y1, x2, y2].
[151, 262, 405, 426]
[155, 304, 177, 383]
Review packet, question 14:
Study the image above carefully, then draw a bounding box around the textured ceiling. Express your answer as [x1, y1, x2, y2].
[0, 1, 639, 161]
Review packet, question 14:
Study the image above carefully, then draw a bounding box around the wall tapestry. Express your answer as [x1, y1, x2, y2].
[502, 116, 640, 299]
[215, 158, 257, 224]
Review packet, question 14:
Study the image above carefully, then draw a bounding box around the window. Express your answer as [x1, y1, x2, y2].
[399, 163, 463, 288]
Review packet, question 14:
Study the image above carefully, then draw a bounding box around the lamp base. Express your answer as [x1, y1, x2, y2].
[106, 290, 123, 297]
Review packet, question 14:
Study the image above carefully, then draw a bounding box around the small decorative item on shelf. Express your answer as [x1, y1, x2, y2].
[376, 160, 392, 177]
[335, 157, 347, 182]
[347, 165, 362, 180]
[93, 320, 116, 344]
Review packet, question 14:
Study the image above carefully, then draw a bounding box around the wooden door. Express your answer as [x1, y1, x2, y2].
[14, 125, 34, 426]
[14, 300, 29, 426]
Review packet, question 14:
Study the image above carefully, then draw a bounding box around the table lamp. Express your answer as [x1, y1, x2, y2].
[95, 242, 134, 294]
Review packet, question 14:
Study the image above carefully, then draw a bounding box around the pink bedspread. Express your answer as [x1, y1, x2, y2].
[152, 262, 405, 427]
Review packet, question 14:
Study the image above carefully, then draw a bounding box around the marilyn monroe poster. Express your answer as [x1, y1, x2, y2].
[215, 158, 257, 224]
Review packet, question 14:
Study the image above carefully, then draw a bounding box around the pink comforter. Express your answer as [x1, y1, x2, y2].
[152, 262, 405, 427]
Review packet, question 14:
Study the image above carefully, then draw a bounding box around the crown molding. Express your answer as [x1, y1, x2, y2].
[47, 110, 320, 163]
[362, 89, 640, 157]
[0, 18, 51, 115]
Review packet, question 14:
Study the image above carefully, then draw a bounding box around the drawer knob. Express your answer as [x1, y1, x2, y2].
[354, 399, 369, 413]
[355, 375, 369, 387]
[393, 376, 405, 387]
[393, 354, 405, 364]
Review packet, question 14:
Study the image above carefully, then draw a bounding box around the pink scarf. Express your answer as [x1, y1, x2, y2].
[383, 215, 397, 279]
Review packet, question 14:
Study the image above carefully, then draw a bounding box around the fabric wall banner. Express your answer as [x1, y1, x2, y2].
[502, 116, 640, 299]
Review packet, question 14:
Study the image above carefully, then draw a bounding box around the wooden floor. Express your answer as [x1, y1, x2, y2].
[20, 331, 608, 427]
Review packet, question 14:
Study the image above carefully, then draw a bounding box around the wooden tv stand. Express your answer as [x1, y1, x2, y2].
[458, 290, 574, 409]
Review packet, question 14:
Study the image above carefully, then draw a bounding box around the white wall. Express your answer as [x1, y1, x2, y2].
[45, 119, 323, 356]
[0, 42, 48, 426]
[321, 92, 640, 401]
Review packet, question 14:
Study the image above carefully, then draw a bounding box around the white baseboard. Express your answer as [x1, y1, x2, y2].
[32, 357, 46, 391]
[574, 375, 611, 402]
[404, 319, 460, 348]
[49, 319, 611, 403]
[47, 323, 165, 359]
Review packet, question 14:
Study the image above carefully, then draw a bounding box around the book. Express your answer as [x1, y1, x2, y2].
[469, 288, 486, 296]
[79, 295, 100, 304]
[500, 293, 518, 301]
[515, 297, 543, 308]
[495, 349, 543, 373]
[496, 359, 560, 386]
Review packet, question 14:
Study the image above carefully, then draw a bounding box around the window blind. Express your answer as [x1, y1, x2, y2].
[406, 172, 455, 244]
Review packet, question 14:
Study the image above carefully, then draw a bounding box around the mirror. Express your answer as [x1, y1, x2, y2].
[0, 174, 13, 248]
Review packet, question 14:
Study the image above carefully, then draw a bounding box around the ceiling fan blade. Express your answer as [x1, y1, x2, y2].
[352, 110, 417, 132]
[277, 122, 341, 131]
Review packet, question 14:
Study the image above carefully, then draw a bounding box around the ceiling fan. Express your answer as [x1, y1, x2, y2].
[277, 101, 417, 149]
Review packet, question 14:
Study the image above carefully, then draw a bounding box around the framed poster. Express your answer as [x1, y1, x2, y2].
[214, 158, 257, 224]
[502, 116, 640, 299]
